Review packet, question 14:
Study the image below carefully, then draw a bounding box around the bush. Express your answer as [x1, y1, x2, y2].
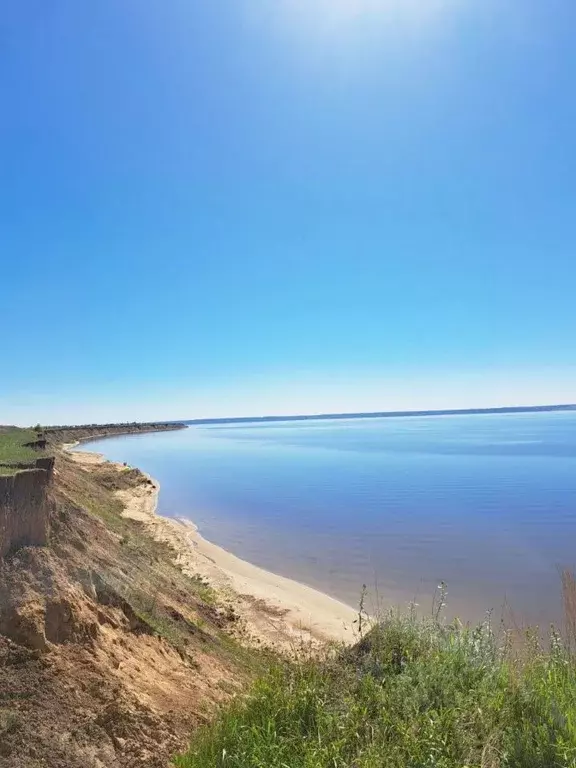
[175, 606, 576, 768]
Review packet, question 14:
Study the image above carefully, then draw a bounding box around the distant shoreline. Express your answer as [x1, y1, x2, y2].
[183, 403, 576, 427]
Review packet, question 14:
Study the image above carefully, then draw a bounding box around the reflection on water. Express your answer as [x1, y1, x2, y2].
[78, 411, 576, 626]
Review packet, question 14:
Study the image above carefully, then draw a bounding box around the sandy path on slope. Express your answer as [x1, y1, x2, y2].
[67, 447, 357, 649]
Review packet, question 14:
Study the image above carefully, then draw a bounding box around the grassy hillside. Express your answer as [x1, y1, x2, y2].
[0, 427, 49, 474]
[176, 589, 576, 768]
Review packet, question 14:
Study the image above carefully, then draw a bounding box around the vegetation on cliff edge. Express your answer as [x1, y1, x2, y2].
[176, 581, 576, 768]
[0, 427, 49, 474]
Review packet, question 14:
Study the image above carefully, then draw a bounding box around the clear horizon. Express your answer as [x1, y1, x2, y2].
[2, 1, 575, 425]
[11, 396, 576, 429]
[76, 409, 576, 628]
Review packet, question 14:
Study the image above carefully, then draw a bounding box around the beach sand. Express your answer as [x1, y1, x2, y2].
[67, 446, 357, 650]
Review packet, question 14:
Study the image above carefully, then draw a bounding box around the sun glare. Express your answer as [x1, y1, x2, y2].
[283, 0, 456, 26]
[244, 0, 464, 48]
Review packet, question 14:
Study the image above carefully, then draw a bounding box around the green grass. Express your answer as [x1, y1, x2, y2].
[186, 574, 218, 606]
[133, 606, 199, 655]
[175, 605, 576, 768]
[0, 427, 47, 473]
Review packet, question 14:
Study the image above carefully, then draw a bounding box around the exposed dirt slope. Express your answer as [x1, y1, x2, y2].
[0, 463, 52, 557]
[0, 452, 257, 768]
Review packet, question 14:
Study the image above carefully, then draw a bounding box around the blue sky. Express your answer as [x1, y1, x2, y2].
[2, 0, 575, 424]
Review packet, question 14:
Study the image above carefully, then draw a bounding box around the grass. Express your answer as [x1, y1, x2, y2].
[0, 427, 48, 474]
[175, 586, 576, 768]
[134, 605, 200, 655]
[187, 574, 218, 606]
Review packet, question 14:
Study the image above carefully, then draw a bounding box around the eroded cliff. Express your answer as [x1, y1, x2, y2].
[0, 458, 54, 559]
[0, 441, 253, 768]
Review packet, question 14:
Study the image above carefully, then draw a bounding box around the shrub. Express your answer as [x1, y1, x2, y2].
[175, 605, 576, 768]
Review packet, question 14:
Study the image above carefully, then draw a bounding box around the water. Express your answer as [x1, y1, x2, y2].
[78, 411, 576, 626]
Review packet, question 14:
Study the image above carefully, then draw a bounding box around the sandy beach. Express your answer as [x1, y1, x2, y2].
[67, 446, 358, 649]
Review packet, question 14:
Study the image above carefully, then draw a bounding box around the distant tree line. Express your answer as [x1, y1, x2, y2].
[43, 421, 183, 431]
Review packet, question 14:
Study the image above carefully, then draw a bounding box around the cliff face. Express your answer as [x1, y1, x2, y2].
[0, 458, 54, 559]
[0, 451, 247, 768]
[46, 422, 185, 446]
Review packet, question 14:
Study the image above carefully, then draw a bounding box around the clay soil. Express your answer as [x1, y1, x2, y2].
[0, 453, 256, 768]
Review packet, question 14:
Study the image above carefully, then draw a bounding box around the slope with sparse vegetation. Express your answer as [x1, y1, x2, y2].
[0, 425, 267, 768]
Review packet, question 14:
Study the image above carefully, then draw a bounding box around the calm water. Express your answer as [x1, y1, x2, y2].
[79, 411, 576, 625]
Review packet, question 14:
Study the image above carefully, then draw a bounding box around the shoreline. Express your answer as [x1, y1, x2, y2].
[67, 445, 358, 649]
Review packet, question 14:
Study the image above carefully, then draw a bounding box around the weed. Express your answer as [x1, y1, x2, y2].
[176, 596, 576, 768]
